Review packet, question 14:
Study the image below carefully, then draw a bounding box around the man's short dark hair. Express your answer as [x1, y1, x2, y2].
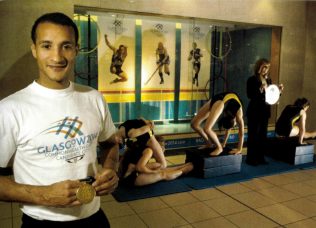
[31, 12, 79, 44]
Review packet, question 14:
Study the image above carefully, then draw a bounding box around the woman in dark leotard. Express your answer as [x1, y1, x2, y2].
[191, 92, 244, 156]
[276, 98, 316, 144]
[117, 119, 193, 186]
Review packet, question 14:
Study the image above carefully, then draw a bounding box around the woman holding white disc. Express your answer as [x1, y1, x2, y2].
[246, 58, 283, 166]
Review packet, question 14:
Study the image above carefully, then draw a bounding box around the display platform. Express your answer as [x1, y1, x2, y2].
[185, 147, 242, 178]
[265, 137, 314, 165]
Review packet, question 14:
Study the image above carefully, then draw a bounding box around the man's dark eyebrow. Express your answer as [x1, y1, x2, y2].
[61, 41, 76, 45]
[38, 40, 52, 44]
[37, 40, 75, 45]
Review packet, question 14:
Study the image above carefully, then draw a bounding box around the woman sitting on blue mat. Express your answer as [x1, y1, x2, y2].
[275, 97, 316, 144]
[116, 118, 193, 186]
[191, 92, 244, 156]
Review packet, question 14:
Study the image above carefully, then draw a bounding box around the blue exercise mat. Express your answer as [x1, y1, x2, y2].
[111, 156, 315, 201]
[181, 156, 316, 190]
[112, 178, 192, 202]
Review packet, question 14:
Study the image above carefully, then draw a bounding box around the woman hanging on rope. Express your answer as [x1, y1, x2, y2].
[104, 34, 128, 84]
[156, 42, 170, 84]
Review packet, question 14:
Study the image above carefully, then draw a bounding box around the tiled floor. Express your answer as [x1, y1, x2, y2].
[1, 152, 316, 227]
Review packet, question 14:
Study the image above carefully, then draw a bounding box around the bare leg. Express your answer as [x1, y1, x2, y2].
[147, 137, 167, 169]
[191, 100, 213, 148]
[164, 64, 170, 75]
[304, 131, 316, 139]
[124, 163, 136, 178]
[167, 162, 194, 174]
[110, 72, 128, 84]
[147, 162, 162, 170]
[158, 66, 164, 84]
[203, 102, 224, 156]
[194, 65, 200, 86]
[134, 169, 182, 186]
[110, 66, 116, 74]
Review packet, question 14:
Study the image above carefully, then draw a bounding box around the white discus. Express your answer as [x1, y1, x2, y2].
[265, 84, 280, 105]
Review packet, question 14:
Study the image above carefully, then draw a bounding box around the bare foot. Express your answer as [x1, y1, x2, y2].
[229, 149, 242, 155]
[182, 162, 194, 174]
[210, 147, 223, 156]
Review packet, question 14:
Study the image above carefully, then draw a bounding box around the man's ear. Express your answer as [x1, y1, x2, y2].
[31, 44, 37, 59]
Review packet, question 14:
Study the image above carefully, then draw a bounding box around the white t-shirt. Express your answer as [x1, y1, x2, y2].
[0, 81, 116, 221]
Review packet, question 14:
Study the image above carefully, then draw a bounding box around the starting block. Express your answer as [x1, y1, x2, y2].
[265, 137, 314, 165]
[185, 147, 242, 178]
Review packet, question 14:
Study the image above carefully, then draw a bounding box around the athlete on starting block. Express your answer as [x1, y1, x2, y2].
[276, 97, 316, 144]
[191, 92, 244, 156]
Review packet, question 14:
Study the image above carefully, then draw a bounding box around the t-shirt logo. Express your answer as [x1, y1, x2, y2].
[45, 116, 83, 139]
[36, 116, 98, 163]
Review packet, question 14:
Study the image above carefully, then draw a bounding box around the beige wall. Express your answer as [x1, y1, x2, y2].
[1, 0, 315, 128]
[303, 1, 316, 130]
[0, 0, 73, 98]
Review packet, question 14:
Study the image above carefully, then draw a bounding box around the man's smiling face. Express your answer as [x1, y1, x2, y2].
[31, 22, 78, 89]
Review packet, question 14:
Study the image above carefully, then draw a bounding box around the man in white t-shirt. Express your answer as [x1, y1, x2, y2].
[0, 12, 119, 227]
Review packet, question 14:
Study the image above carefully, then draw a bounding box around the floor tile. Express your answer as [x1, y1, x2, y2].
[101, 193, 115, 202]
[101, 201, 135, 219]
[204, 196, 249, 216]
[216, 183, 252, 195]
[301, 168, 316, 178]
[173, 201, 220, 223]
[256, 186, 299, 202]
[192, 216, 238, 228]
[256, 204, 306, 225]
[138, 208, 188, 228]
[231, 191, 276, 209]
[302, 179, 316, 188]
[281, 182, 316, 197]
[109, 214, 147, 228]
[305, 194, 316, 203]
[160, 192, 198, 206]
[174, 225, 193, 228]
[281, 170, 314, 182]
[260, 174, 297, 186]
[128, 197, 168, 213]
[282, 198, 316, 217]
[240, 178, 274, 191]
[285, 218, 316, 228]
[190, 188, 226, 201]
[226, 210, 279, 228]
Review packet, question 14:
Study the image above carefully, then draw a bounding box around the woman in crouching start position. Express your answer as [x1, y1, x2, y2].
[191, 92, 244, 156]
[117, 118, 193, 187]
[275, 97, 316, 144]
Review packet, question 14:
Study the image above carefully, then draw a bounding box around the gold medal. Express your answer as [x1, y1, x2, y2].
[76, 183, 96, 204]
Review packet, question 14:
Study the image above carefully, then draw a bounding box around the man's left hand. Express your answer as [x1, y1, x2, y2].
[92, 169, 119, 195]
